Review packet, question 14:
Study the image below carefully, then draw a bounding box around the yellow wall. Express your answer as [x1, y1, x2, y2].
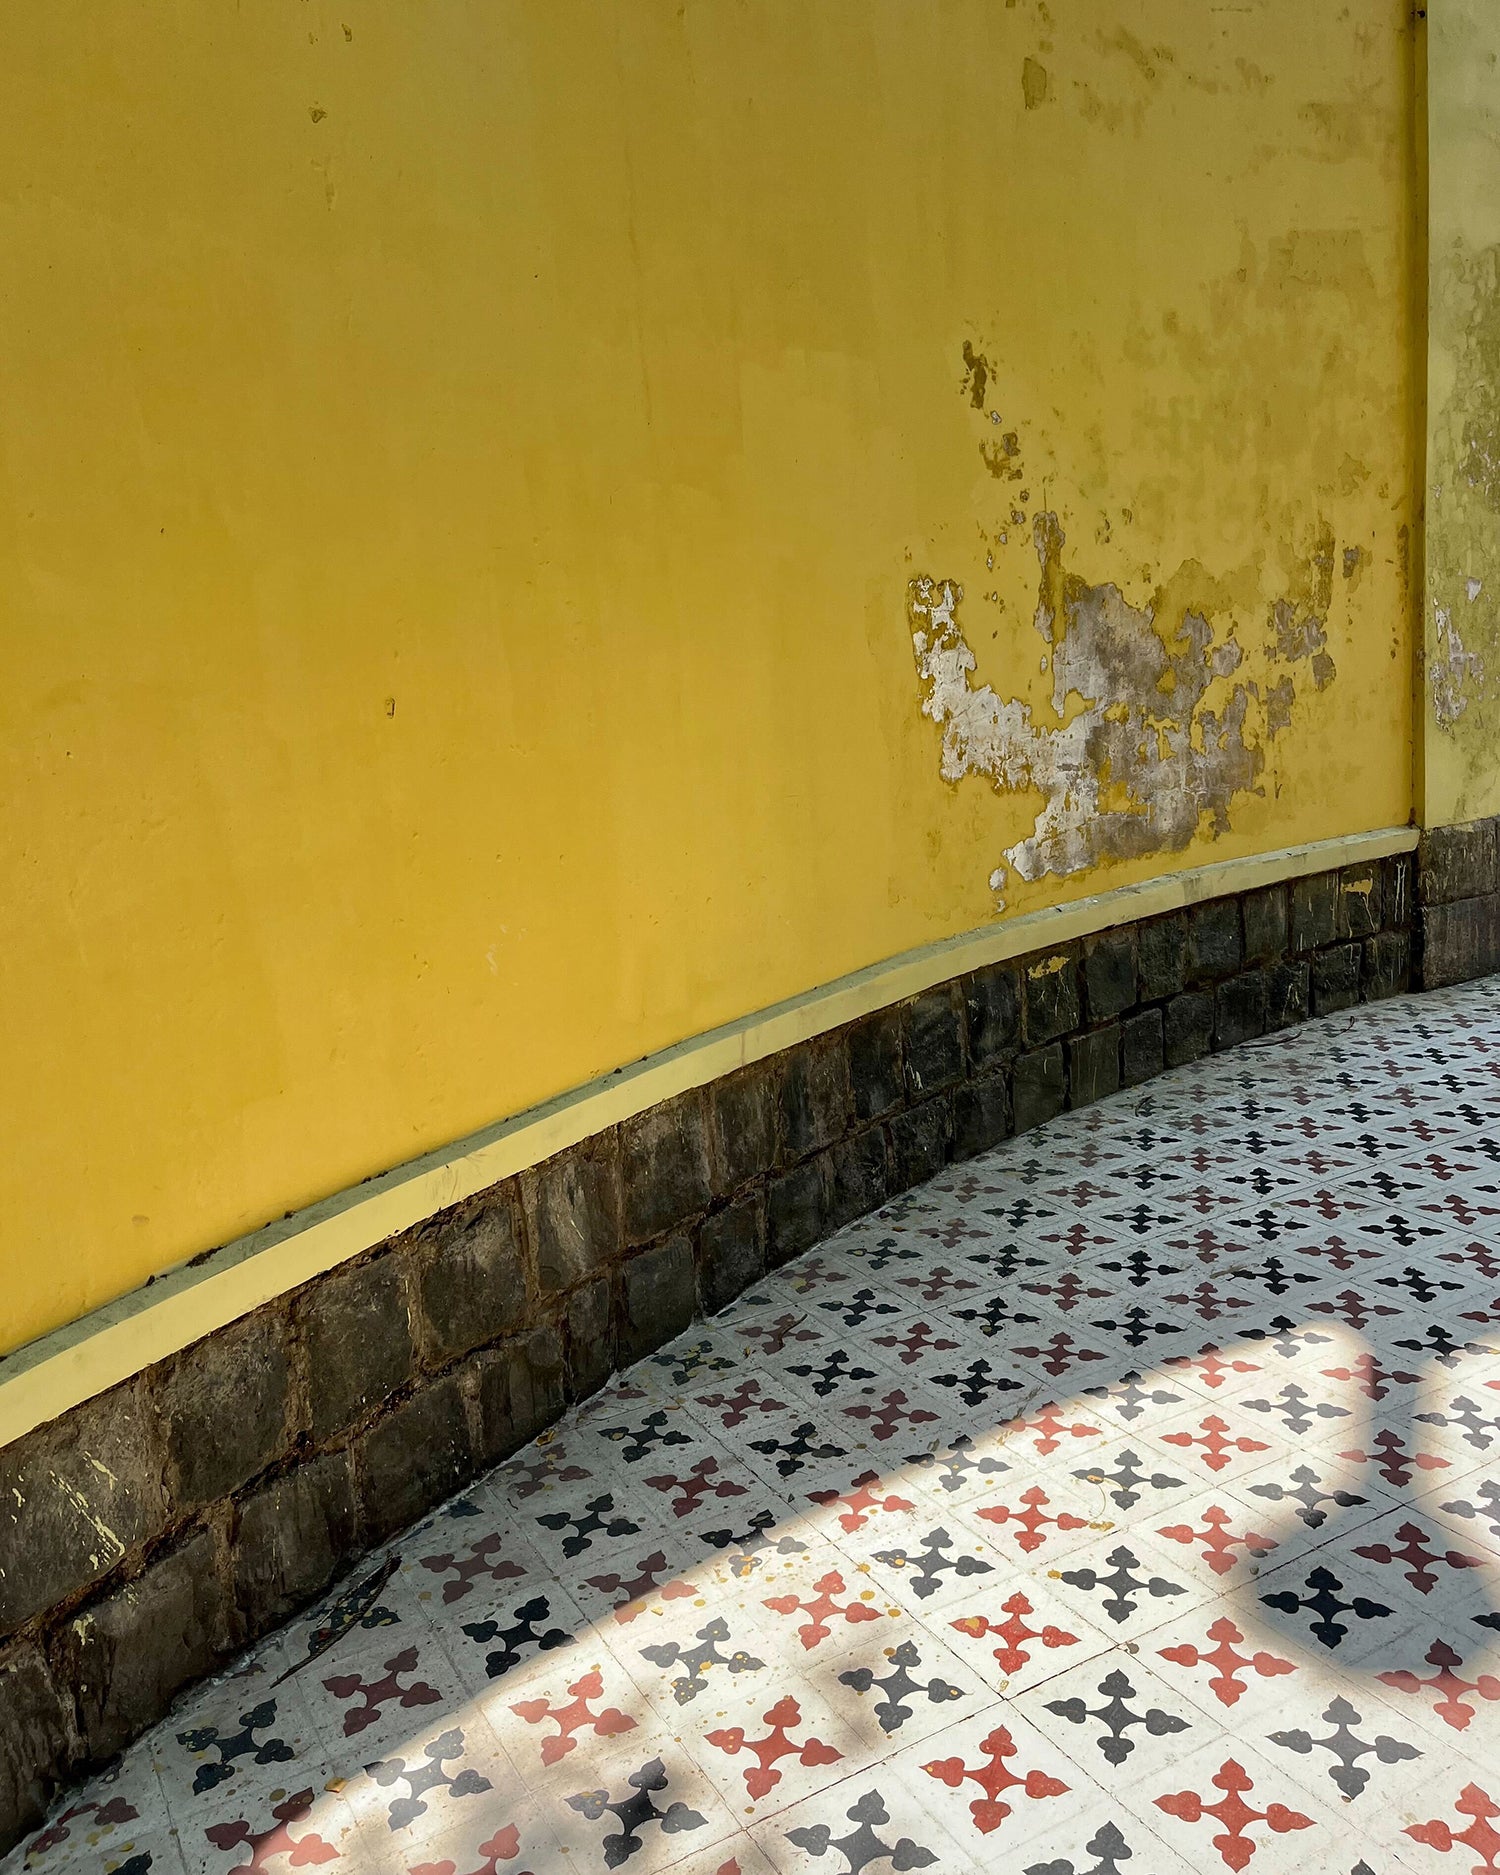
[1, 1, 1416, 1353]
[1424, 0, 1500, 825]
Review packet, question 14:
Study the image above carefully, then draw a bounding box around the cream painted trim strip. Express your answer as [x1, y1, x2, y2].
[0, 824, 1417, 1450]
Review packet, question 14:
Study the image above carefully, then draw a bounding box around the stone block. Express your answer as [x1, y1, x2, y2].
[1241, 885, 1287, 964]
[159, 1309, 292, 1515]
[888, 1097, 951, 1189]
[619, 1235, 695, 1364]
[1164, 992, 1214, 1067]
[1265, 959, 1310, 1030]
[846, 1009, 904, 1121]
[1291, 872, 1338, 952]
[952, 1074, 1012, 1159]
[902, 988, 964, 1097]
[1013, 1044, 1065, 1132]
[622, 1091, 712, 1245]
[470, 1327, 567, 1468]
[232, 1452, 357, 1642]
[1187, 900, 1242, 983]
[1069, 1026, 1120, 1107]
[565, 1279, 614, 1399]
[64, 1530, 231, 1764]
[964, 964, 1021, 1067]
[355, 1375, 472, 1545]
[708, 1063, 779, 1192]
[697, 1191, 765, 1316]
[1137, 915, 1187, 1000]
[0, 1380, 167, 1639]
[1311, 942, 1362, 1014]
[522, 1133, 621, 1294]
[1215, 971, 1266, 1049]
[1418, 818, 1499, 904]
[779, 1038, 850, 1160]
[0, 1643, 76, 1856]
[301, 1252, 415, 1443]
[1120, 1008, 1164, 1087]
[416, 1189, 527, 1367]
[1083, 931, 1136, 1022]
[767, 1158, 828, 1267]
[1421, 893, 1500, 988]
[1388, 853, 1413, 927]
[1022, 952, 1081, 1045]
[1363, 930, 1411, 1001]
[1338, 865, 1383, 940]
[829, 1127, 889, 1228]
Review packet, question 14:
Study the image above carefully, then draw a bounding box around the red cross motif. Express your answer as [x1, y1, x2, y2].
[1406, 1785, 1500, 1874]
[1012, 1331, 1107, 1378]
[1426, 1194, 1500, 1227]
[1045, 1221, 1113, 1256]
[29, 1798, 139, 1856]
[409, 1824, 529, 1875]
[323, 1648, 440, 1737]
[585, 1550, 694, 1620]
[1297, 1234, 1378, 1272]
[509, 1668, 636, 1766]
[842, 1389, 939, 1442]
[1292, 1188, 1348, 1222]
[1026, 1273, 1109, 1313]
[1164, 1284, 1252, 1323]
[1168, 1351, 1261, 1391]
[1354, 1522, 1486, 1595]
[922, 1724, 1070, 1834]
[418, 1534, 526, 1605]
[898, 1262, 978, 1299]
[737, 1313, 818, 1356]
[1321, 1352, 1420, 1401]
[803, 1470, 914, 1532]
[645, 1456, 748, 1516]
[763, 1569, 886, 1649]
[1154, 1757, 1313, 1871]
[975, 1485, 1090, 1553]
[1156, 1506, 1278, 1576]
[788, 1255, 847, 1291]
[1379, 1639, 1500, 1730]
[705, 1695, 842, 1799]
[1338, 1429, 1450, 1489]
[1158, 1616, 1296, 1707]
[693, 1380, 787, 1427]
[1441, 1243, 1500, 1281]
[1174, 1226, 1235, 1261]
[1003, 1405, 1104, 1457]
[928, 1218, 991, 1250]
[205, 1792, 340, 1872]
[950, 1590, 1080, 1674]
[1159, 1415, 1270, 1473]
[872, 1321, 959, 1364]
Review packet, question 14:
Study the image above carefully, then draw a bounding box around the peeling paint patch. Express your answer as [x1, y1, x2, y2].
[1432, 601, 1485, 728]
[909, 513, 1341, 887]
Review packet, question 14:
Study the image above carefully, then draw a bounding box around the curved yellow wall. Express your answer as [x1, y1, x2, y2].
[1, 1, 1416, 1352]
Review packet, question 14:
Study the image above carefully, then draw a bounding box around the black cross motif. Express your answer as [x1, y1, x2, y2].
[851, 1236, 921, 1270]
[1360, 1211, 1444, 1247]
[1072, 1449, 1185, 1511]
[647, 1340, 733, 1386]
[363, 1727, 491, 1830]
[273, 1552, 401, 1684]
[177, 1701, 293, 1793]
[695, 1506, 809, 1574]
[1394, 1322, 1496, 1367]
[871, 1526, 994, 1599]
[1044, 1666, 1190, 1766]
[1225, 1209, 1296, 1243]
[1246, 1464, 1370, 1529]
[837, 1640, 966, 1733]
[1223, 1256, 1319, 1296]
[963, 1245, 1047, 1281]
[1260, 1565, 1394, 1649]
[1082, 1373, 1185, 1422]
[534, 1494, 641, 1558]
[1099, 1249, 1183, 1288]
[985, 1198, 1060, 1230]
[950, 1294, 1042, 1336]
[595, 1409, 692, 1462]
[1377, 1265, 1465, 1303]
[817, 1287, 898, 1329]
[1057, 1547, 1187, 1623]
[904, 1434, 1011, 1493]
[1087, 1307, 1185, 1351]
[929, 1358, 1025, 1407]
[1417, 1396, 1500, 1452]
[459, 1594, 572, 1679]
[787, 1787, 938, 1871]
[1235, 1315, 1334, 1361]
[1349, 1170, 1424, 1204]
[1101, 1204, 1183, 1238]
[1240, 1383, 1351, 1438]
[1024, 1819, 1137, 1875]
[1440, 1478, 1500, 1539]
[787, 1349, 878, 1397]
[749, 1420, 849, 1477]
[639, 1616, 765, 1702]
[566, 1758, 707, 1870]
[1266, 1693, 1421, 1798]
